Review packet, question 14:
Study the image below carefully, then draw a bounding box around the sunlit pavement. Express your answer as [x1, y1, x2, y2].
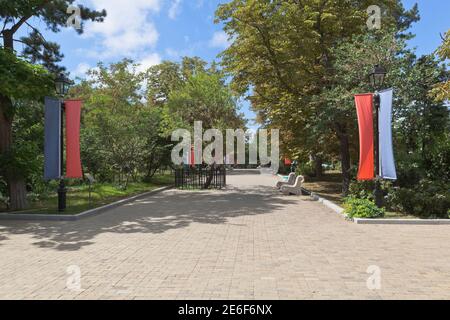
[1, 172, 450, 299]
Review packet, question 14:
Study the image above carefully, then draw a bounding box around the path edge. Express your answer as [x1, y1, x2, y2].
[0, 186, 173, 222]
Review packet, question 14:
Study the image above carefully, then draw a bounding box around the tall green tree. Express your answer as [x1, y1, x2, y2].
[167, 71, 246, 130]
[215, 0, 419, 193]
[430, 29, 450, 102]
[0, 0, 106, 209]
[328, 29, 449, 185]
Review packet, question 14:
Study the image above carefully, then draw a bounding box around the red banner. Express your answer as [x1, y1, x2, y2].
[65, 100, 83, 178]
[355, 94, 374, 181]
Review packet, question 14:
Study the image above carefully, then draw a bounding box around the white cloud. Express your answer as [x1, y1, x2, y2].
[136, 53, 162, 72]
[168, 0, 182, 20]
[209, 31, 230, 49]
[72, 62, 91, 78]
[83, 0, 162, 58]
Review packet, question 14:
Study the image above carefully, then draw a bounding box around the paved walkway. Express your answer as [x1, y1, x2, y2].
[0, 173, 449, 300]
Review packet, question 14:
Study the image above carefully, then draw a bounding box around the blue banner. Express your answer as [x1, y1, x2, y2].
[44, 97, 62, 180]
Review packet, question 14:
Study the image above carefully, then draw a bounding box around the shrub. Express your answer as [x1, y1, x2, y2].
[386, 180, 450, 218]
[349, 180, 375, 200]
[344, 197, 385, 219]
[296, 161, 315, 177]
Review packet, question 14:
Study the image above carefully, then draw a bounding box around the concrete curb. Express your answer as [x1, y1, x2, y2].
[0, 186, 173, 222]
[303, 188, 450, 226]
[306, 190, 349, 220]
[353, 218, 450, 225]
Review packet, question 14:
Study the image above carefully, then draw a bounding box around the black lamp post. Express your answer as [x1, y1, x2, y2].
[54, 73, 72, 212]
[369, 65, 387, 208]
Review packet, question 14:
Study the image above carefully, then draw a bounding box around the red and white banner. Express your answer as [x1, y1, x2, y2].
[65, 100, 83, 178]
[354, 94, 375, 181]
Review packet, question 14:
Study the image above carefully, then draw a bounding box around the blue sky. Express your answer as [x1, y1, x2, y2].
[21, 0, 449, 125]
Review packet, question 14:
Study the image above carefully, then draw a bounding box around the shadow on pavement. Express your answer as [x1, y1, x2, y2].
[0, 184, 298, 252]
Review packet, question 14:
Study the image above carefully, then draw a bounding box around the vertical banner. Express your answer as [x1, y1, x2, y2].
[190, 145, 195, 166]
[355, 94, 375, 181]
[44, 97, 62, 180]
[379, 89, 397, 180]
[65, 100, 83, 178]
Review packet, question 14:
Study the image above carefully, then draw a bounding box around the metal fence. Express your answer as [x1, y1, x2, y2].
[174, 166, 226, 190]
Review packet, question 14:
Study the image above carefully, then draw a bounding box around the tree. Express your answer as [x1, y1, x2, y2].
[74, 60, 147, 185]
[328, 29, 449, 186]
[430, 29, 450, 102]
[0, 0, 106, 210]
[215, 0, 419, 194]
[72, 59, 179, 187]
[167, 71, 246, 130]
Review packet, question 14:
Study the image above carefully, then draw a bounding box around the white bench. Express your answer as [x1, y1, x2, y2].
[276, 173, 296, 189]
[281, 176, 305, 195]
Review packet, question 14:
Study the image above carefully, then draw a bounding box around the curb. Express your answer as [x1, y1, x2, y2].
[353, 218, 450, 225]
[0, 186, 173, 222]
[306, 190, 348, 220]
[303, 188, 450, 226]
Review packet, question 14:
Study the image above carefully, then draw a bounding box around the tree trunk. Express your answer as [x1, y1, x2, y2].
[0, 94, 28, 210]
[312, 154, 323, 178]
[335, 124, 351, 196]
[1, 29, 29, 210]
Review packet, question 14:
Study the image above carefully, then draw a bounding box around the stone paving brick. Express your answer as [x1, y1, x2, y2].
[0, 173, 449, 299]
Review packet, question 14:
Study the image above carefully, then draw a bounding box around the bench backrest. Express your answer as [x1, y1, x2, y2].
[293, 175, 305, 187]
[287, 172, 296, 184]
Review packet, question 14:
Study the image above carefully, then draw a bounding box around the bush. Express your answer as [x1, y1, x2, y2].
[344, 197, 385, 219]
[387, 180, 450, 218]
[296, 161, 315, 177]
[348, 180, 375, 200]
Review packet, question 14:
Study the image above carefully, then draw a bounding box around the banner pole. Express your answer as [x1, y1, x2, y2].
[58, 100, 67, 212]
[373, 92, 383, 208]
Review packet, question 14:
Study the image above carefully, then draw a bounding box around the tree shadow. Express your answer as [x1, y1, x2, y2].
[0, 185, 298, 252]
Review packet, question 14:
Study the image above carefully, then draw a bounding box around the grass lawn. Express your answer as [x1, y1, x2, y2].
[1, 174, 173, 215]
[302, 172, 345, 205]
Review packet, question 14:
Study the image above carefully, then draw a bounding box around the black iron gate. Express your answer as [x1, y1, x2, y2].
[174, 166, 226, 190]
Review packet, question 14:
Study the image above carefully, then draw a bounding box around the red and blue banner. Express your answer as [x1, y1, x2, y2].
[44, 98, 83, 180]
[354, 94, 375, 181]
[65, 100, 83, 179]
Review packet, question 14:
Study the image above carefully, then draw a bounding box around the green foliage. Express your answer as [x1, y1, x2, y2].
[215, 0, 420, 193]
[344, 197, 385, 219]
[67, 58, 244, 190]
[348, 180, 376, 201]
[430, 29, 450, 102]
[386, 180, 450, 218]
[0, 1, 106, 72]
[168, 71, 246, 130]
[0, 49, 53, 102]
[296, 161, 315, 178]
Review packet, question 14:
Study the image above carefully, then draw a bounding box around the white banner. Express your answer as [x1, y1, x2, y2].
[379, 89, 397, 180]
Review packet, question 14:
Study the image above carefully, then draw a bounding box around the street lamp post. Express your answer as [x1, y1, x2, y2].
[54, 73, 72, 212]
[369, 65, 387, 208]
